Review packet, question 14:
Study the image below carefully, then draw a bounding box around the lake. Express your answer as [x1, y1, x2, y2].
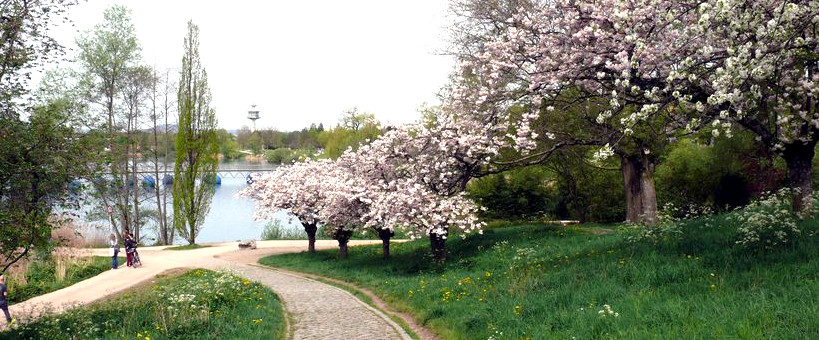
[75, 160, 303, 244]
[196, 175, 301, 243]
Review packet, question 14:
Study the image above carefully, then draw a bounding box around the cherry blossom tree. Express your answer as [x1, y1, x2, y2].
[313, 162, 371, 259]
[242, 159, 333, 253]
[448, 0, 698, 225]
[333, 147, 396, 258]
[244, 117, 489, 261]
[675, 0, 819, 213]
[340, 121, 487, 260]
[245, 158, 376, 258]
[448, 0, 819, 221]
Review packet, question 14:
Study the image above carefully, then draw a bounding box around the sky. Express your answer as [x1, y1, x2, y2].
[54, 0, 456, 131]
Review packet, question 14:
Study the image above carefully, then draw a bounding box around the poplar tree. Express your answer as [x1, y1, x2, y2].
[172, 21, 218, 245]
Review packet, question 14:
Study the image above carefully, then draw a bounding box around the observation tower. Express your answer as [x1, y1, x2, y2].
[247, 104, 260, 132]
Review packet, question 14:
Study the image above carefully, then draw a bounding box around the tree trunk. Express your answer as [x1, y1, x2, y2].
[131, 149, 140, 242]
[153, 169, 166, 244]
[304, 222, 318, 253]
[161, 73, 173, 245]
[620, 152, 658, 226]
[376, 227, 394, 259]
[334, 229, 353, 259]
[782, 140, 817, 215]
[429, 228, 448, 262]
[151, 109, 169, 245]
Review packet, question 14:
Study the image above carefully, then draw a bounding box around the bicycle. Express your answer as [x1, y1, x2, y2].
[131, 249, 142, 267]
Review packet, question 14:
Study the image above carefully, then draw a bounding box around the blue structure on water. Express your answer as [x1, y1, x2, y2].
[142, 176, 156, 188]
[204, 174, 222, 185]
[68, 180, 83, 195]
[163, 175, 173, 186]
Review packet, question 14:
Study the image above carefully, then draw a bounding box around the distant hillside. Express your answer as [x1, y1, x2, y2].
[140, 124, 177, 133]
[139, 125, 246, 136]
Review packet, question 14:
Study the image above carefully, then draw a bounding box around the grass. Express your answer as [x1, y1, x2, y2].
[1, 269, 286, 340]
[261, 219, 412, 241]
[8, 256, 125, 304]
[258, 217, 819, 339]
[164, 244, 211, 251]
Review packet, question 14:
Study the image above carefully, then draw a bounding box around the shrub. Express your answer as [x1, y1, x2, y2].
[655, 132, 785, 215]
[626, 202, 720, 250]
[625, 222, 683, 249]
[8, 256, 116, 303]
[261, 219, 306, 240]
[467, 166, 557, 221]
[655, 139, 721, 210]
[264, 148, 297, 164]
[729, 189, 801, 252]
[264, 148, 313, 165]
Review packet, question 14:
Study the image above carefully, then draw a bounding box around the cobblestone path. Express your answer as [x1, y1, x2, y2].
[219, 263, 412, 340]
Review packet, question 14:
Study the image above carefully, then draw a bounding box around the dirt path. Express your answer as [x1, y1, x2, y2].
[4, 240, 413, 340]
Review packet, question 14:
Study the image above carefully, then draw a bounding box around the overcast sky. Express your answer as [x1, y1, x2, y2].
[55, 0, 456, 131]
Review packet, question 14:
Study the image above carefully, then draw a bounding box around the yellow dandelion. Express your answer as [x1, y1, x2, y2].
[442, 290, 452, 302]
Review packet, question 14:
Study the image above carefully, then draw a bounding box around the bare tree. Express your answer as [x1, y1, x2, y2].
[121, 65, 154, 242]
[148, 68, 176, 245]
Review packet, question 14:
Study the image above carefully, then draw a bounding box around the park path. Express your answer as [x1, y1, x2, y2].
[3, 240, 411, 340]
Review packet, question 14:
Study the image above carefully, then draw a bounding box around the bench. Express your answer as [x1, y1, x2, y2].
[238, 240, 257, 249]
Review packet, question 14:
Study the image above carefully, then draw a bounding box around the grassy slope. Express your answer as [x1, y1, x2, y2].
[164, 244, 211, 250]
[1, 269, 286, 340]
[259, 219, 818, 340]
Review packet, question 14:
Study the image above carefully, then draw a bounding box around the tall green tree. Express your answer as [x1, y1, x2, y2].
[0, 0, 85, 273]
[173, 21, 218, 245]
[319, 108, 382, 159]
[75, 5, 142, 239]
[0, 101, 95, 273]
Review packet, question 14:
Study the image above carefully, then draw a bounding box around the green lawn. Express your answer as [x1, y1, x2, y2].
[259, 218, 819, 339]
[164, 244, 211, 251]
[1, 269, 286, 340]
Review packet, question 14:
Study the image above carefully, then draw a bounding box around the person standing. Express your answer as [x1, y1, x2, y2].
[0, 275, 14, 326]
[109, 233, 120, 269]
[124, 232, 136, 267]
